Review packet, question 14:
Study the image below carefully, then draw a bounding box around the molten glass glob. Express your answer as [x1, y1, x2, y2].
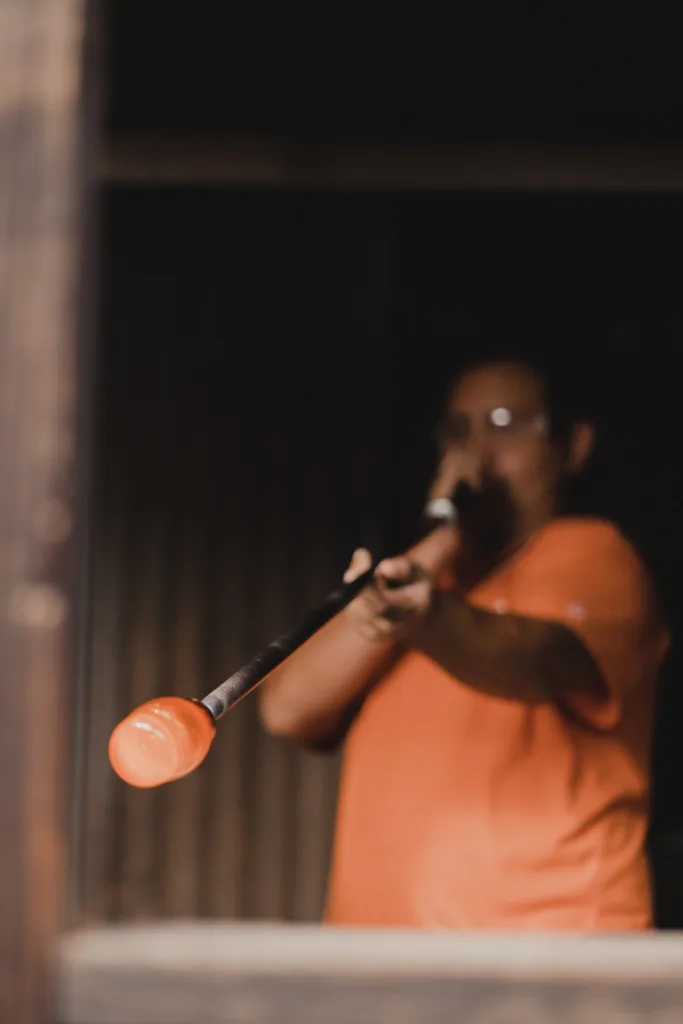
[108, 697, 216, 788]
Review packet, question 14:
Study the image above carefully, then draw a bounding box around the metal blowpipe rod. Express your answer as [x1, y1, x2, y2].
[200, 495, 458, 720]
[108, 494, 457, 788]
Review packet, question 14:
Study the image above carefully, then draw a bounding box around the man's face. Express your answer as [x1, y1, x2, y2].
[433, 362, 568, 552]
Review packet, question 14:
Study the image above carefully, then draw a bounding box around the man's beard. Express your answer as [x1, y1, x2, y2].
[454, 477, 520, 567]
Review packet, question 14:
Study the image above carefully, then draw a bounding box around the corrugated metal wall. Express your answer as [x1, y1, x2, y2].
[74, 191, 396, 922]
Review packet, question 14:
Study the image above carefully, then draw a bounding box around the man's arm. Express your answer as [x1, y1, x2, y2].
[258, 527, 458, 747]
[413, 520, 666, 730]
[257, 608, 397, 747]
[416, 592, 607, 705]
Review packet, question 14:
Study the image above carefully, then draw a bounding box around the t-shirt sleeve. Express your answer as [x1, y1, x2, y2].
[509, 522, 669, 730]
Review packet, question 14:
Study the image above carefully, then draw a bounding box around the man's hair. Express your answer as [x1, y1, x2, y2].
[445, 322, 602, 444]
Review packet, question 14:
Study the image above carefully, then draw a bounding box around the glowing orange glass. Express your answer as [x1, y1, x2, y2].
[108, 697, 216, 788]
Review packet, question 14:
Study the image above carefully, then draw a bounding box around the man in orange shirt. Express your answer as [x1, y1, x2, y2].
[259, 352, 668, 930]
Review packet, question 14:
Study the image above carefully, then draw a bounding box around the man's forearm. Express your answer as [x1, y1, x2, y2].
[258, 609, 399, 745]
[415, 591, 605, 704]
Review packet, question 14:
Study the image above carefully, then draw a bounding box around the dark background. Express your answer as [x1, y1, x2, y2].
[74, 2, 683, 928]
[105, 4, 682, 142]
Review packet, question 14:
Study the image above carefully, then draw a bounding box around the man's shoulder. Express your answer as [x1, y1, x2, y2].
[515, 517, 665, 635]
[533, 516, 638, 559]
[520, 517, 655, 589]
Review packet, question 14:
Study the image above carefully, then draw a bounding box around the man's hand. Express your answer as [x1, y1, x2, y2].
[343, 548, 433, 641]
[428, 448, 482, 505]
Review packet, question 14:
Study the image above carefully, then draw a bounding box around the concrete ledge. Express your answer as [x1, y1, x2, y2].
[59, 921, 683, 1023]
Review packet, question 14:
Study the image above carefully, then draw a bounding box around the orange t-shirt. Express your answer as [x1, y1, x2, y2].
[325, 518, 669, 931]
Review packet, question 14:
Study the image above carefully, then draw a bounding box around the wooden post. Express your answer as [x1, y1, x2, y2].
[0, 0, 86, 1020]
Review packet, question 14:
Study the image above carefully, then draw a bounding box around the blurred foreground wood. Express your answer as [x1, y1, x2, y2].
[0, 0, 86, 1020]
[59, 922, 683, 1024]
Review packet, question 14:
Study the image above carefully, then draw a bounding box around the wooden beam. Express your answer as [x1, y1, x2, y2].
[0, 0, 86, 1020]
[101, 136, 683, 191]
[59, 923, 683, 1023]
